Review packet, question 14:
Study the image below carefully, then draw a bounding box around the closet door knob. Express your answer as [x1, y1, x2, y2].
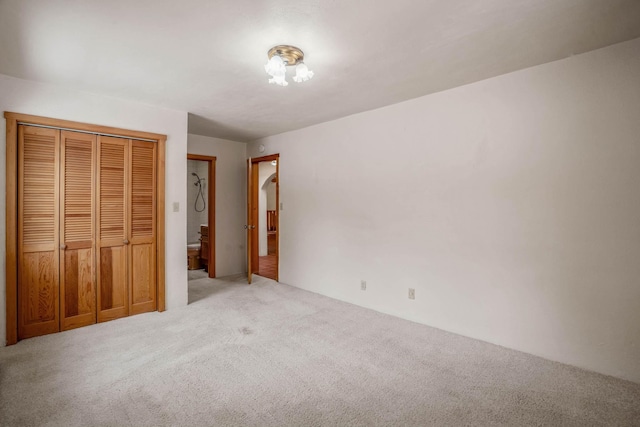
[123, 239, 129, 245]
[60, 244, 67, 250]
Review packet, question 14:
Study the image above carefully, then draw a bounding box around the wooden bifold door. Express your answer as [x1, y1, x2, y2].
[15, 123, 159, 340]
[60, 130, 97, 331]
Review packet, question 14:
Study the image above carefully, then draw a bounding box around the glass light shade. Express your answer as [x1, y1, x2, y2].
[264, 55, 285, 76]
[268, 66, 288, 86]
[293, 62, 314, 82]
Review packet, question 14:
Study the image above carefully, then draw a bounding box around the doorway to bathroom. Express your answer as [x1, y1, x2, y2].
[186, 154, 216, 280]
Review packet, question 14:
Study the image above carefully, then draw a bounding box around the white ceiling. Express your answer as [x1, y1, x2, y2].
[1, 0, 639, 142]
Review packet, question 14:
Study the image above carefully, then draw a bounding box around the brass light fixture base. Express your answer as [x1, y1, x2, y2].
[268, 45, 304, 66]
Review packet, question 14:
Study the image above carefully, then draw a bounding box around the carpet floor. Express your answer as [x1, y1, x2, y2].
[187, 268, 209, 281]
[1, 275, 639, 426]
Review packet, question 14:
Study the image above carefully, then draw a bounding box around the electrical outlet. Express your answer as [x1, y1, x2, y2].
[361, 280, 366, 291]
[408, 288, 415, 300]
[172, 202, 179, 212]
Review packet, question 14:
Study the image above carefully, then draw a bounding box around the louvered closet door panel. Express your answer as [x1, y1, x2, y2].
[129, 140, 157, 315]
[18, 125, 60, 339]
[97, 136, 129, 322]
[60, 131, 97, 331]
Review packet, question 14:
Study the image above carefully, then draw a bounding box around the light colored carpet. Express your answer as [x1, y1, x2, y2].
[187, 268, 208, 281]
[1, 275, 639, 426]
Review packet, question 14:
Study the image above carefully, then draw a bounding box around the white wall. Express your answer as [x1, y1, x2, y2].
[187, 134, 247, 277]
[258, 163, 276, 256]
[187, 159, 209, 244]
[247, 38, 640, 383]
[0, 74, 189, 346]
[266, 181, 276, 211]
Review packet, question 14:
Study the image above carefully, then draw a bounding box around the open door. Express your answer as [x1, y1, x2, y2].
[246, 158, 253, 284]
[275, 157, 279, 282]
[247, 154, 280, 283]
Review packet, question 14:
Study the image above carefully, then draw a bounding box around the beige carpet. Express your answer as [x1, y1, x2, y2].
[1, 275, 639, 426]
[187, 268, 209, 281]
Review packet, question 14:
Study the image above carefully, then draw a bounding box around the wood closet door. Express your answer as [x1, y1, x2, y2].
[129, 140, 157, 315]
[97, 136, 129, 322]
[18, 125, 60, 339]
[60, 131, 97, 330]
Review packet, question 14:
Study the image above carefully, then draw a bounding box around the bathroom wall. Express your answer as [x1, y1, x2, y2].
[187, 159, 209, 245]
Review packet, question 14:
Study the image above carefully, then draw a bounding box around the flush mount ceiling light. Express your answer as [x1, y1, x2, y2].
[264, 45, 314, 86]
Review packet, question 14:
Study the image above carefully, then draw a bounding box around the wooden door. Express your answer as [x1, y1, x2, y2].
[129, 140, 157, 315]
[96, 136, 129, 322]
[274, 157, 279, 281]
[59, 131, 97, 330]
[246, 159, 253, 284]
[250, 163, 260, 277]
[17, 125, 60, 339]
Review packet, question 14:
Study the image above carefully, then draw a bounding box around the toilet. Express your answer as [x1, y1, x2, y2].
[187, 242, 201, 270]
